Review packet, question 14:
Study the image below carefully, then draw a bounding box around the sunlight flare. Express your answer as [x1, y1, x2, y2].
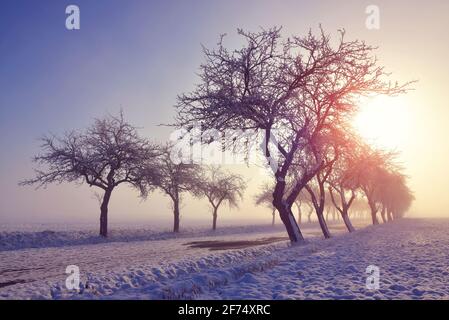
[353, 96, 411, 150]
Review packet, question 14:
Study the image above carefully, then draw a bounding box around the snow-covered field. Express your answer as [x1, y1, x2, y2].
[0, 223, 291, 251]
[1, 218, 448, 299]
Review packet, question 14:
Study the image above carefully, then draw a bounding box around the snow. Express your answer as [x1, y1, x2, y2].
[1, 218, 448, 300]
[0, 224, 289, 251]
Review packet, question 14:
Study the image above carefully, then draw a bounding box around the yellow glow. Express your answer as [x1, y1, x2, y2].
[353, 95, 411, 151]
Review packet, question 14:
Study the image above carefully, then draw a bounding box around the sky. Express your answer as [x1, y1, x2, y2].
[1, 0, 448, 228]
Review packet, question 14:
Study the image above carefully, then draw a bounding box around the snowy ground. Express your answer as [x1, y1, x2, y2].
[0, 223, 292, 251]
[1, 218, 448, 299]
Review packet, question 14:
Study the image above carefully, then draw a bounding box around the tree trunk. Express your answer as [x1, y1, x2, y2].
[296, 203, 302, 225]
[307, 209, 312, 223]
[271, 208, 276, 226]
[274, 202, 304, 243]
[212, 207, 218, 230]
[371, 209, 379, 225]
[341, 210, 355, 232]
[316, 208, 331, 239]
[387, 210, 393, 222]
[368, 201, 379, 225]
[380, 206, 387, 223]
[99, 188, 113, 237]
[173, 199, 180, 233]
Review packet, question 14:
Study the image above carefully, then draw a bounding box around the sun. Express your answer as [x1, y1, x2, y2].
[352, 95, 411, 150]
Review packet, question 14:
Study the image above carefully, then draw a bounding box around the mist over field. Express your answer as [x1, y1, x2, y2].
[1, 0, 448, 302]
[1, 0, 449, 228]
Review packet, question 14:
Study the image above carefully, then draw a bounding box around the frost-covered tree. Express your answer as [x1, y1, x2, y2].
[141, 144, 203, 232]
[175, 26, 411, 243]
[255, 183, 310, 226]
[195, 166, 246, 230]
[303, 128, 349, 238]
[21, 113, 159, 237]
[390, 181, 414, 219]
[349, 147, 396, 225]
[327, 137, 363, 232]
[254, 183, 277, 226]
[377, 167, 413, 221]
[351, 197, 370, 220]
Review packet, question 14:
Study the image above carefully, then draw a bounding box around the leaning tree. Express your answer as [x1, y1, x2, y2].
[327, 135, 363, 232]
[303, 127, 350, 238]
[194, 166, 246, 230]
[175, 27, 411, 243]
[256, 182, 310, 226]
[21, 113, 159, 237]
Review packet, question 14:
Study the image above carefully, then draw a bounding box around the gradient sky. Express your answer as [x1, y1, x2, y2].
[1, 0, 448, 228]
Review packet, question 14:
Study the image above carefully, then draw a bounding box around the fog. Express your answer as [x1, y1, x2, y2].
[1, 0, 449, 229]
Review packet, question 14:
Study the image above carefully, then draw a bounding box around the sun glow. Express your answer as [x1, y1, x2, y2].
[353, 95, 411, 151]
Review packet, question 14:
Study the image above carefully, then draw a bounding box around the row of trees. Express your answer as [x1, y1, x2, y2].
[255, 184, 371, 227]
[254, 144, 414, 236]
[22, 108, 412, 239]
[175, 26, 414, 243]
[21, 113, 247, 237]
[22, 27, 414, 242]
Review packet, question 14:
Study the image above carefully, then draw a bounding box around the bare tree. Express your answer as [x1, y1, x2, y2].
[256, 183, 309, 226]
[295, 190, 314, 225]
[303, 128, 346, 238]
[351, 197, 370, 220]
[349, 147, 398, 225]
[142, 144, 203, 232]
[295, 190, 315, 223]
[194, 166, 246, 230]
[305, 183, 335, 238]
[175, 27, 411, 243]
[328, 188, 356, 232]
[254, 183, 277, 226]
[307, 207, 314, 223]
[377, 167, 413, 221]
[390, 180, 414, 219]
[20, 113, 159, 237]
[294, 197, 302, 226]
[327, 138, 362, 232]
